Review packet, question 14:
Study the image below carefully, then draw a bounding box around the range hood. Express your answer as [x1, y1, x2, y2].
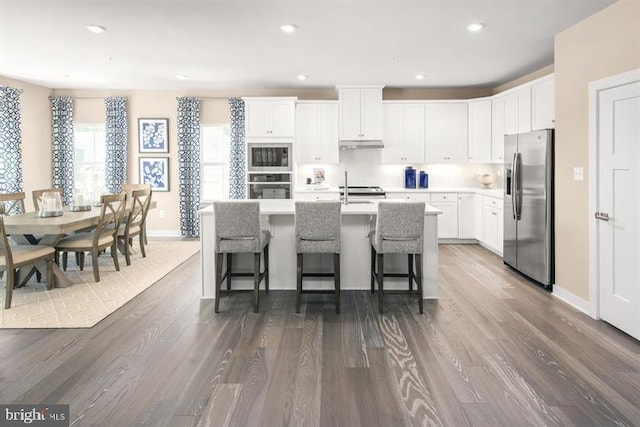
[339, 139, 384, 149]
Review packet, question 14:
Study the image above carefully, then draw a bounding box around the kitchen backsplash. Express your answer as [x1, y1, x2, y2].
[296, 149, 503, 189]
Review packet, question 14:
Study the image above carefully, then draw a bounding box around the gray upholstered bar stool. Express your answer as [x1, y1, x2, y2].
[213, 201, 270, 313]
[295, 201, 342, 313]
[370, 201, 425, 314]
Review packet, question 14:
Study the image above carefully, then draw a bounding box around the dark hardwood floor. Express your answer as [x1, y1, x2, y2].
[1, 244, 639, 426]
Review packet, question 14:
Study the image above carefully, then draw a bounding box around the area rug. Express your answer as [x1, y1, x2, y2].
[0, 240, 200, 329]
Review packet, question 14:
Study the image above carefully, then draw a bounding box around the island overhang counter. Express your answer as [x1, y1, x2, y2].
[198, 199, 441, 300]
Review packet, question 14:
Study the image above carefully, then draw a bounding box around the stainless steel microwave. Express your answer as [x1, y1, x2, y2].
[247, 143, 292, 172]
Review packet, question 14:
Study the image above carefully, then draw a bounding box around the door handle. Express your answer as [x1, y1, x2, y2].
[595, 212, 609, 221]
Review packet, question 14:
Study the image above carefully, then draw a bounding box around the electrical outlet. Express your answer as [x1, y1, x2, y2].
[573, 167, 584, 181]
[159, 209, 166, 218]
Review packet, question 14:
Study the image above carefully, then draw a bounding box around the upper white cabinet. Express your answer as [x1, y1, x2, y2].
[244, 97, 296, 140]
[382, 103, 425, 164]
[491, 85, 531, 164]
[338, 86, 384, 141]
[296, 101, 339, 164]
[491, 96, 506, 163]
[425, 103, 468, 163]
[531, 74, 555, 130]
[468, 99, 492, 163]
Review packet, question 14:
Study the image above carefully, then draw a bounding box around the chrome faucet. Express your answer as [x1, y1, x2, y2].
[343, 171, 349, 205]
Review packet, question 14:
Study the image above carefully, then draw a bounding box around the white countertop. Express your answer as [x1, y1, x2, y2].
[294, 186, 504, 199]
[199, 199, 442, 216]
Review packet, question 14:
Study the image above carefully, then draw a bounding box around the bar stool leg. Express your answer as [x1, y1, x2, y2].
[253, 253, 260, 313]
[415, 253, 423, 314]
[377, 253, 384, 314]
[408, 254, 414, 291]
[264, 244, 269, 293]
[215, 253, 223, 313]
[226, 253, 232, 290]
[334, 253, 341, 314]
[296, 253, 303, 313]
[370, 246, 376, 293]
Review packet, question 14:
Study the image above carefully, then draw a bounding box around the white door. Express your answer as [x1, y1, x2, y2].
[597, 79, 640, 340]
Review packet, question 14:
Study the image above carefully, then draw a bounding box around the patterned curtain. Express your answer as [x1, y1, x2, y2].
[50, 96, 75, 205]
[228, 98, 246, 199]
[105, 97, 128, 193]
[0, 86, 24, 198]
[177, 97, 201, 237]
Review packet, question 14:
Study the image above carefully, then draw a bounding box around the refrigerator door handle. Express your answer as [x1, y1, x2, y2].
[514, 152, 522, 220]
[511, 152, 518, 220]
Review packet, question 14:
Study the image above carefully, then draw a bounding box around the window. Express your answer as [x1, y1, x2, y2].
[74, 124, 106, 200]
[201, 124, 230, 203]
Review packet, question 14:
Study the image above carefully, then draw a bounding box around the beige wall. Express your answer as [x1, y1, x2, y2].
[0, 76, 52, 211]
[554, 0, 640, 300]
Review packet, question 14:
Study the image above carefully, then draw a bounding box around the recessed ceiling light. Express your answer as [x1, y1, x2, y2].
[86, 24, 106, 34]
[466, 23, 484, 32]
[176, 74, 189, 80]
[281, 24, 297, 33]
[415, 74, 425, 80]
[297, 74, 307, 81]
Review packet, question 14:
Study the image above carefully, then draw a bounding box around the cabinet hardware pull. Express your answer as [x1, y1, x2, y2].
[595, 212, 609, 221]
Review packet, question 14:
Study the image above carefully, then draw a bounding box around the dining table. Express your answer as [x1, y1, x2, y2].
[4, 201, 156, 287]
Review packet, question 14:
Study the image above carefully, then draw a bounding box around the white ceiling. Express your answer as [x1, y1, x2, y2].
[0, 0, 615, 90]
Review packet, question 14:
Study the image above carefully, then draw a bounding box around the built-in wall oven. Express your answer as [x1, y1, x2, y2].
[247, 143, 292, 199]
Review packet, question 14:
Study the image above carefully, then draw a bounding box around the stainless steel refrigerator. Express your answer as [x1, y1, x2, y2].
[504, 129, 554, 290]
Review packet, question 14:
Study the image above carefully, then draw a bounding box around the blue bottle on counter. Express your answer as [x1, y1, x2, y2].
[419, 171, 429, 188]
[404, 166, 416, 189]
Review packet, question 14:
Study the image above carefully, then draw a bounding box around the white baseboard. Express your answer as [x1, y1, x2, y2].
[552, 285, 594, 318]
[147, 229, 182, 238]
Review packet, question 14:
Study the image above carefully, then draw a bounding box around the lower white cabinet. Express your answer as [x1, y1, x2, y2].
[473, 194, 484, 241]
[457, 193, 475, 239]
[482, 196, 503, 254]
[385, 192, 430, 201]
[294, 191, 340, 201]
[430, 193, 458, 238]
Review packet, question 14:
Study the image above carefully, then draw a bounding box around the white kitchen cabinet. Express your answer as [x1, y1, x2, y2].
[491, 86, 530, 164]
[531, 74, 555, 130]
[468, 99, 492, 163]
[382, 103, 425, 164]
[338, 86, 383, 141]
[457, 193, 475, 239]
[491, 96, 506, 163]
[296, 101, 339, 164]
[244, 98, 296, 139]
[385, 192, 430, 202]
[425, 103, 468, 163]
[294, 191, 340, 201]
[430, 193, 458, 238]
[482, 196, 503, 254]
[473, 193, 484, 241]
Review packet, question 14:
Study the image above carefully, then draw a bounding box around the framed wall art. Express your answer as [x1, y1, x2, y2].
[138, 118, 169, 153]
[139, 157, 169, 191]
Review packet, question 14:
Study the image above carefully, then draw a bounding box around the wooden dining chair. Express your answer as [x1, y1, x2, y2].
[116, 188, 152, 265]
[32, 188, 63, 211]
[121, 184, 152, 244]
[54, 193, 126, 282]
[0, 192, 26, 216]
[1, 215, 56, 309]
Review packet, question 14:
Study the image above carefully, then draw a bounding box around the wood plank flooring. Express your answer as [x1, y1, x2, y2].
[1, 244, 639, 426]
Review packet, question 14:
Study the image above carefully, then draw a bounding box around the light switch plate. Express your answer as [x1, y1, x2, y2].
[573, 167, 584, 181]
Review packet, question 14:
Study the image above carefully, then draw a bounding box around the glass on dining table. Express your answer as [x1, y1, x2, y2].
[38, 191, 64, 217]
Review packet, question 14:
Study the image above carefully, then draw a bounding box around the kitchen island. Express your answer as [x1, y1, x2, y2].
[198, 199, 441, 300]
